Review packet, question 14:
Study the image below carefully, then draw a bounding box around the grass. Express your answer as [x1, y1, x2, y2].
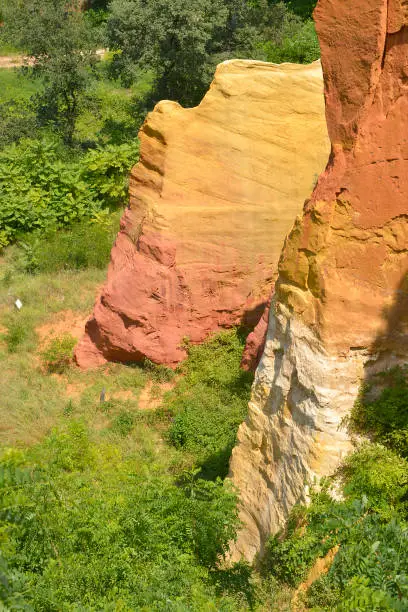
[0, 67, 41, 104]
[166, 331, 254, 480]
[0, 43, 22, 55]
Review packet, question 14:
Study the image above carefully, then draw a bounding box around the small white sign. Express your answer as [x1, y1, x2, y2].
[15, 299, 23, 310]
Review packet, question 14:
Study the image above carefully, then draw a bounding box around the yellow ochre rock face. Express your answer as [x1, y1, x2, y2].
[76, 59, 330, 369]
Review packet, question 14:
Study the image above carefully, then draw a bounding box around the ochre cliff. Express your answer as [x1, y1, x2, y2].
[75, 59, 329, 368]
[230, 0, 408, 562]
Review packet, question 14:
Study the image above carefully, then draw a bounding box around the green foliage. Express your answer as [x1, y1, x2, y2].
[264, 490, 408, 610]
[340, 443, 408, 519]
[18, 216, 119, 274]
[2, 317, 32, 353]
[81, 140, 139, 206]
[1, 310, 37, 353]
[110, 410, 135, 437]
[2, 0, 96, 145]
[0, 137, 138, 246]
[107, 0, 320, 107]
[107, 0, 229, 105]
[286, 0, 317, 19]
[261, 18, 320, 64]
[78, 71, 147, 145]
[349, 367, 408, 458]
[0, 99, 39, 149]
[262, 502, 329, 587]
[0, 71, 41, 148]
[167, 330, 253, 479]
[143, 358, 176, 383]
[0, 421, 242, 609]
[40, 334, 77, 374]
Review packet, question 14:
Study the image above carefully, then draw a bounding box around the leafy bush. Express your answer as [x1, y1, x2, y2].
[40, 334, 77, 373]
[18, 214, 119, 274]
[349, 367, 408, 458]
[81, 140, 139, 207]
[143, 358, 176, 383]
[262, 18, 320, 64]
[0, 137, 138, 247]
[2, 313, 36, 353]
[110, 410, 134, 436]
[264, 489, 408, 609]
[0, 99, 39, 149]
[2, 318, 30, 353]
[264, 437, 408, 608]
[167, 330, 253, 480]
[340, 443, 408, 519]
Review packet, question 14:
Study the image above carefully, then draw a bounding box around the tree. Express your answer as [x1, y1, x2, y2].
[107, 0, 229, 107]
[286, 0, 317, 19]
[1, 0, 95, 145]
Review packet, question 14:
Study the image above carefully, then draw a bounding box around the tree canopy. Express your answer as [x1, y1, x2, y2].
[107, 0, 320, 106]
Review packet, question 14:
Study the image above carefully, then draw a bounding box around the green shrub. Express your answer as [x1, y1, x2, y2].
[143, 358, 176, 383]
[262, 18, 320, 64]
[3, 319, 29, 353]
[2, 314, 36, 353]
[40, 334, 77, 373]
[111, 410, 134, 436]
[167, 330, 253, 480]
[0, 99, 39, 149]
[340, 443, 408, 518]
[349, 367, 408, 458]
[0, 422, 242, 609]
[81, 140, 139, 208]
[19, 215, 119, 274]
[335, 576, 402, 611]
[0, 137, 138, 246]
[263, 439, 408, 609]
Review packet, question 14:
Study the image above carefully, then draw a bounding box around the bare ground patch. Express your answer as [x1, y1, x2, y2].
[36, 309, 88, 348]
[138, 379, 177, 410]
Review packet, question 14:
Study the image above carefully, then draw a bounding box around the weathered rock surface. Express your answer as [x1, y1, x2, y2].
[230, 0, 408, 562]
[76, 59, 329, 368]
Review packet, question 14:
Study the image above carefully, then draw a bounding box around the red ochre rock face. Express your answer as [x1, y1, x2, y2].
[278, 0, 408, 354]
[75, 59, 329, 369]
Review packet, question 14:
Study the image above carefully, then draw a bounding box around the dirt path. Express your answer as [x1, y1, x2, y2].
[0, 55, 24, 68]
[0, 49, 107, 69]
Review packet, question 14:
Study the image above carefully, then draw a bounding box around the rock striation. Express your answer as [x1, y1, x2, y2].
[76, 59, 329, 368]
[230, 0, 408, 562]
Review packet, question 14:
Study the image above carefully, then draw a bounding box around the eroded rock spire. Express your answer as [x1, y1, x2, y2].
[230, 0, 408, 561]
